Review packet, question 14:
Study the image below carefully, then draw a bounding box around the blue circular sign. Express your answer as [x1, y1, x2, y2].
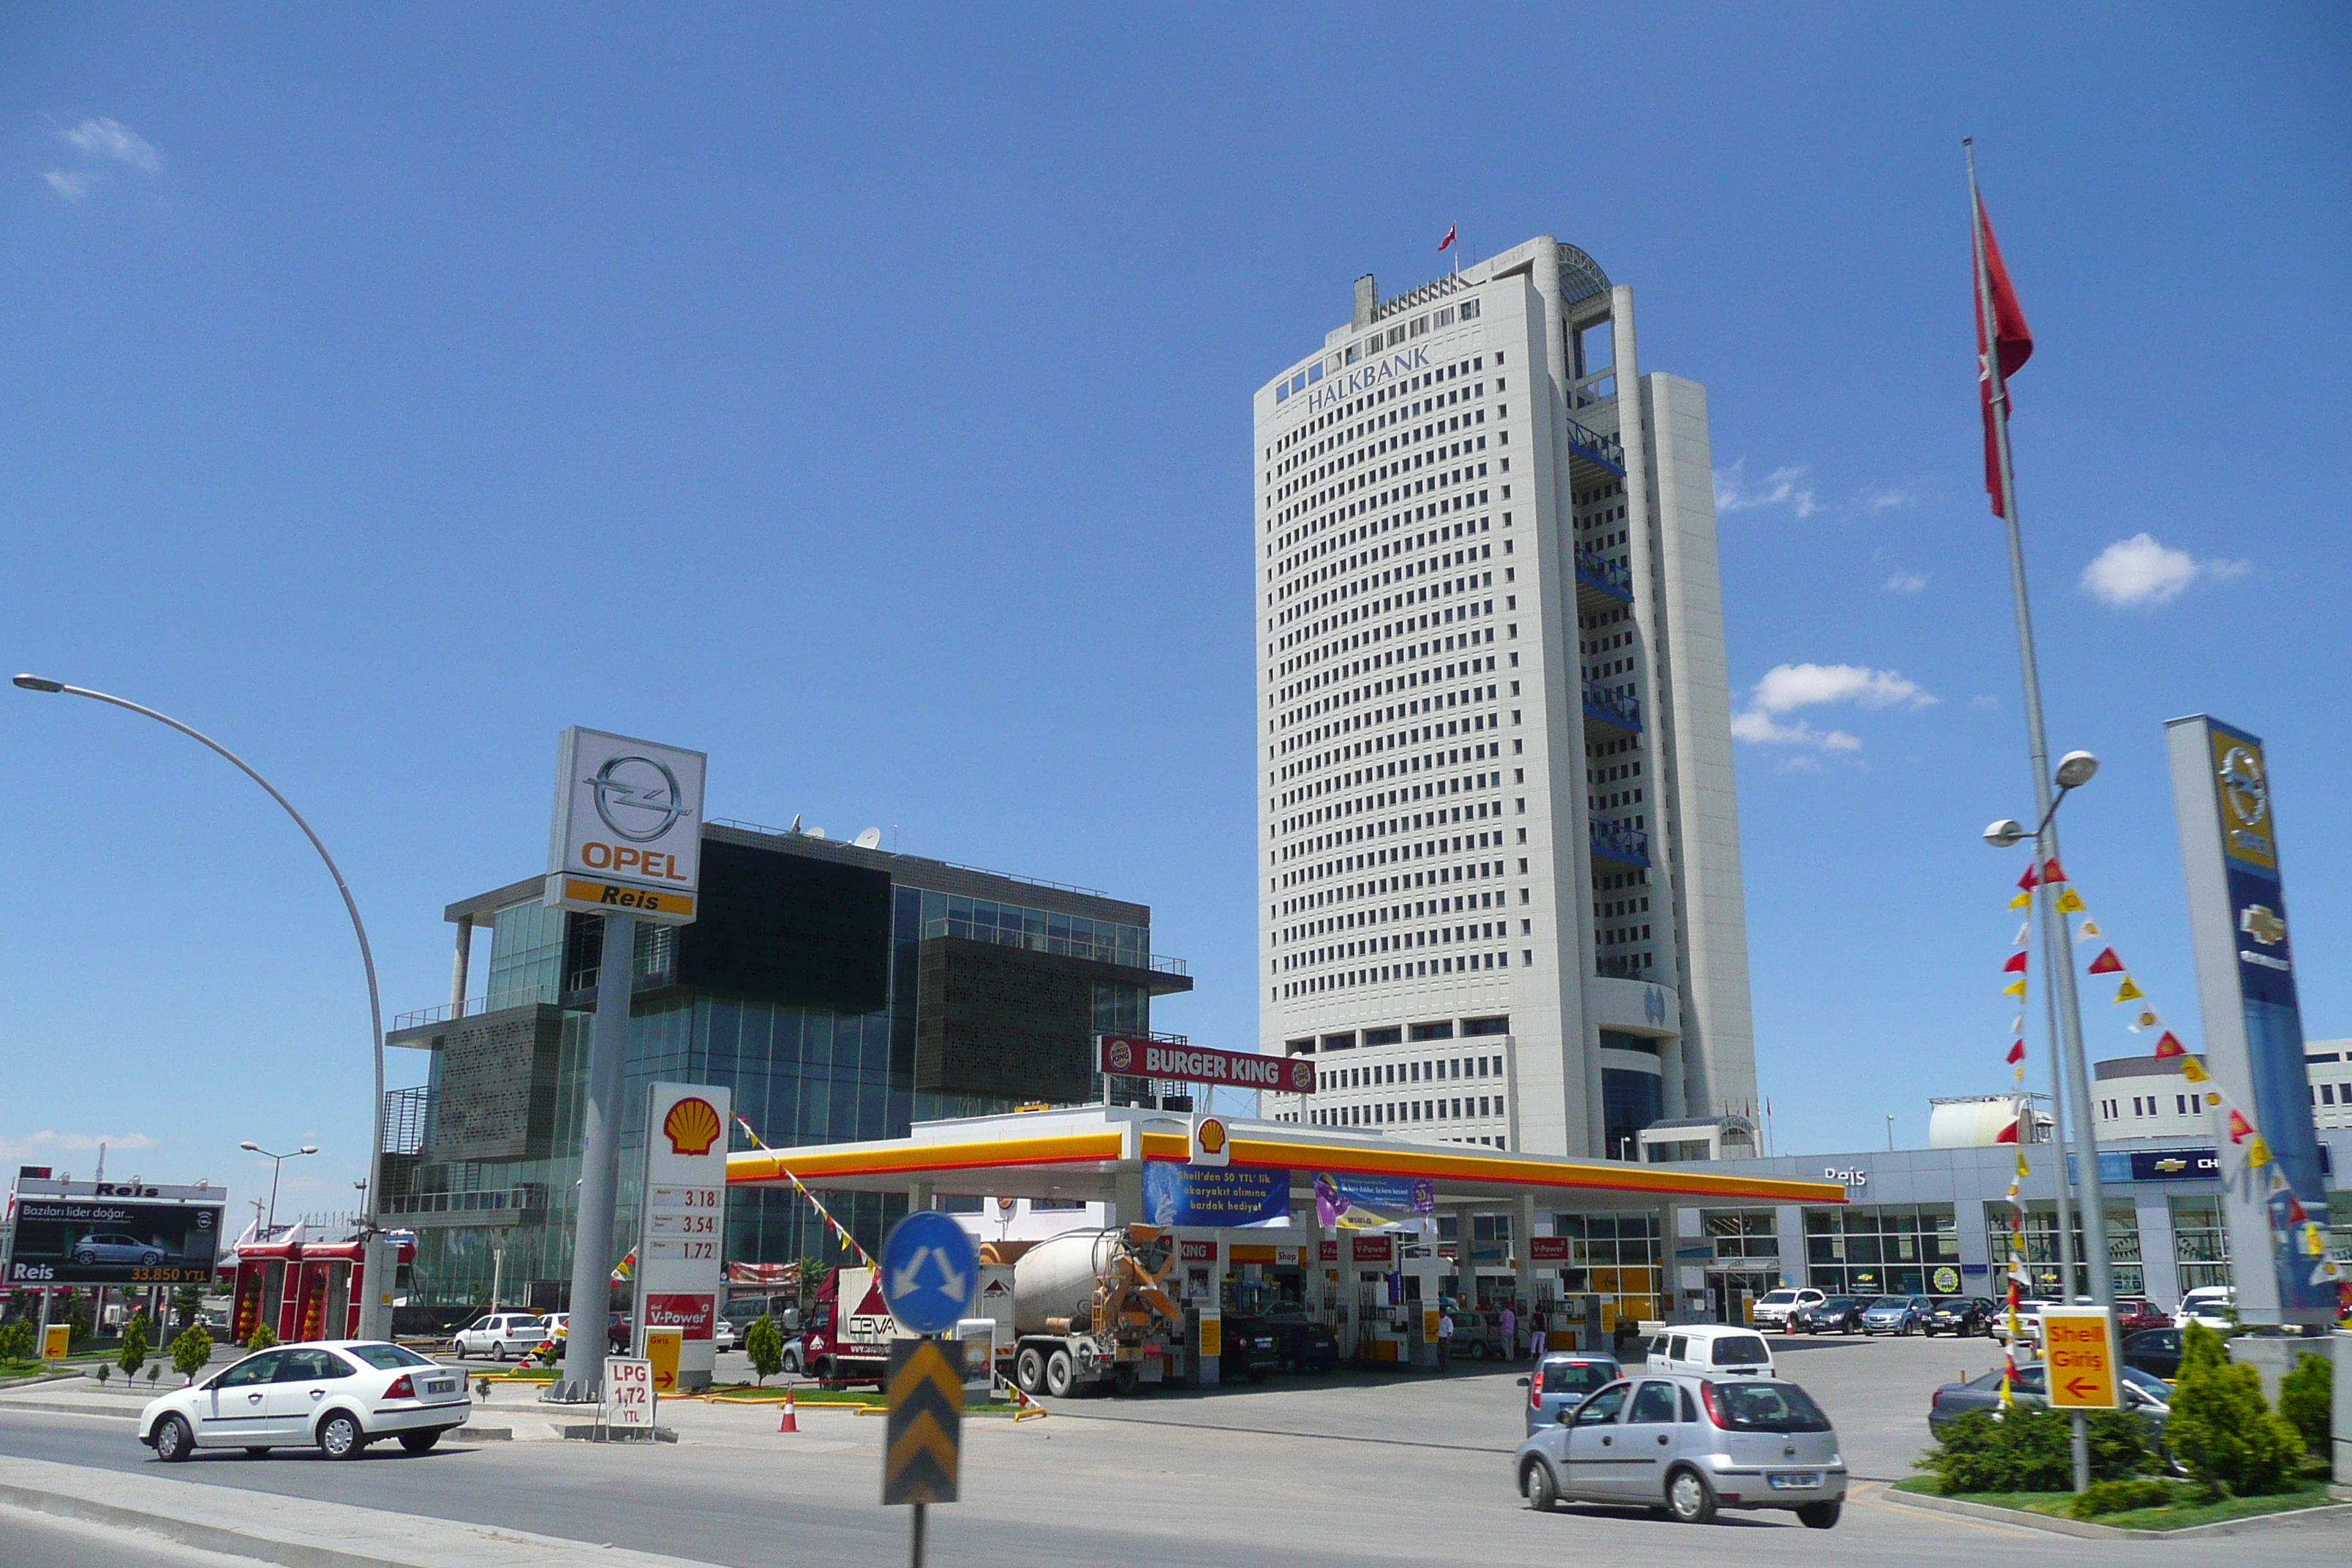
[878, 1210, 981, 1335]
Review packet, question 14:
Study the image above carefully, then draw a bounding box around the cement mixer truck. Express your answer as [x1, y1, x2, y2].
[1003, 1224, 1187, 1397]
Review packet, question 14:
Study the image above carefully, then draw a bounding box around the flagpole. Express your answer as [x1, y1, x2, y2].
[1967, 139, 2112, 1308]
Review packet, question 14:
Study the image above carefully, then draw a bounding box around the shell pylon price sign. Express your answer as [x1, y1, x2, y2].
[882, 1338, 962, 1506]
[2041, 1307, 2119, 1409]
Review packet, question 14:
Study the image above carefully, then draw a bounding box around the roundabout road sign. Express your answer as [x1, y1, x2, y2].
[879, 1211, 979, 1336]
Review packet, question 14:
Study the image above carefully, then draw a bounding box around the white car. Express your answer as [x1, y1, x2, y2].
[140, 1341, 470, 1461]
[451, 1312, 547, 1361]
[713, 1317, 737, 1352]
[1990, 1300, 2054, 1347]
[1751, 1289, 1824, 1331]
[2179, 1286, 2235, 1330]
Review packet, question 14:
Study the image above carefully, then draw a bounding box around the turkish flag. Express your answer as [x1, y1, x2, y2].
[1975, 200, 2034, 516]
[1438, 223, 1456, 252]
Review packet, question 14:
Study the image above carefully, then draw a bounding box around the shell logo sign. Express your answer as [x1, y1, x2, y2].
[663, 1096, 723, 1156]
[1191, 1115, 1231, 1169]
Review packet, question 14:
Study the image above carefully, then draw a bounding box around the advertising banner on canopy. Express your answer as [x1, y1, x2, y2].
[1142, 1164, 1289, 1227]
[1313, 1172, 1435, 1232]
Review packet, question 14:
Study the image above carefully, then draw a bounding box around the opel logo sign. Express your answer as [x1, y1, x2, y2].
[2217, 745, 2268, 829]
[586, 755, 688, 843]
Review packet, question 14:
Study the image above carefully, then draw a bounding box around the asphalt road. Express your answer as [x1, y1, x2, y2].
[0, 1502, 271, 1568]
[3, 1338, 2345, 1568]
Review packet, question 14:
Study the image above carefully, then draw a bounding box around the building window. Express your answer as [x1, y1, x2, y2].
[2171, 1197, 2230, 1291]
[1808, 1204, 1963, 1297]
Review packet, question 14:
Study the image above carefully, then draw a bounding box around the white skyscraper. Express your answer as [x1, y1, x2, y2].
[1254, 236, 1757, 1161]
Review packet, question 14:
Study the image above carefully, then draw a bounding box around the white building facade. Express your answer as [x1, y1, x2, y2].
[1253, 237, 1757, 1160]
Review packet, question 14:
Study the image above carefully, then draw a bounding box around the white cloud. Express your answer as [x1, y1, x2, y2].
[2080, 533, 2250, 608]
[61, 116, 162, 175]
[1714, 459, 1819, 519]
[1732, 662, 1935, 752]
[42, 170, 94, 200]
[0, 1129, 159, 1164]
[1856, 485, 1917, 512]
[1970, 694, 2000, 711]
[1885, 570, 1928, 594]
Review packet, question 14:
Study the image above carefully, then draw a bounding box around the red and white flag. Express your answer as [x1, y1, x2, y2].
[1438, 222, 1456, 252]
[1972, 195, 2034, 517]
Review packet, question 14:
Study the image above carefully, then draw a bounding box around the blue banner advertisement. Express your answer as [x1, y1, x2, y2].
[1313, 1172, 1436, 1231]
[1142, 1163, 1289, 1227]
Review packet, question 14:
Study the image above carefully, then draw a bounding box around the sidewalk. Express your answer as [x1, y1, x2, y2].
[0, 1452, 722, 1568]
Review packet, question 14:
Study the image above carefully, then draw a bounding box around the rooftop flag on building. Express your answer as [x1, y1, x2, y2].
[1438, 222, 1456, 252]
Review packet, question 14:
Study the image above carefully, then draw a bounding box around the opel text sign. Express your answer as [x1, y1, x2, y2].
[546, 727, 706, 924]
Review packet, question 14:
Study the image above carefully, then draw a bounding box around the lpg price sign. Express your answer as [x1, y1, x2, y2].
[606, 1357, 653, 1428]
[2040, 1307, 2119, 1409]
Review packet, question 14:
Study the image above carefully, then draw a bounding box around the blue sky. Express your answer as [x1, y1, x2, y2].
[5, 6, 2346, 1223]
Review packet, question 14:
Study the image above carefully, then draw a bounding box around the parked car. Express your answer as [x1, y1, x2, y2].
[1517, 1354, 1621, 1436]
[2178, 1286, 2235, 1330]
[1927, 1362, 2174, 1441]
[1450, 1310, 1509, 1360]
[1859, 1295, 1934, 1336]
[72, 1232, 169, 1267]
[712, 1317, 738, 1352]
[721, 1294, 801, 1335]
[2122, 1327, 2182, 1382]
[1924, 1298, 1994, 1337]
[1264, 1313, 1341, 1373]
[1751, 1288, 1825, 1331]
[450, 1312, 546, 1362]
[1790, 1297, 1866, 1335]
[1219, 1316, 1281, 1382]
[140, 1341, 469, 1461]
[1643, 1326, 1776, 1379]
[1989, 1299, 2055, 1346]
[2114, 1298, 2173, 1335]
[1515, 1373, 1846, 1527]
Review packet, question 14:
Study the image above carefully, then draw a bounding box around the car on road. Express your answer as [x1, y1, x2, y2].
[140, 1341, 469, 1462]
[1859, 1295, 1935, 1336]
[450, 1312, 547, 1361]
[71, 1232, 168, 1267]
[1518, 1354, 1621, 1435]
[2122, 1327, 2182, 1382]
[1923, 1297, 1994, 1337]
[1927, 1362, 2174, 1441]
[1790, 1297, 1866, 1335]
[1642, 1326, 1775, 1379]
[2114, 1297, 2172, 1335]
[1515, 1373, 1847, 1527]
[1751, 1288, 1825, 1331]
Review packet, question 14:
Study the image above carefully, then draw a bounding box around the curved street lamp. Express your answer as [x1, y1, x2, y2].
[15, 675, 388, 1311]
[240, 1141, 320, 1236]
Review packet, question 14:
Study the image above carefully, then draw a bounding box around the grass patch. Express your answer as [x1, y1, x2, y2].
[1892, 1474, 2339, 1531]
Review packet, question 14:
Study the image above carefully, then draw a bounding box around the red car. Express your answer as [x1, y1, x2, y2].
[2115, 1298, 2172, 1334]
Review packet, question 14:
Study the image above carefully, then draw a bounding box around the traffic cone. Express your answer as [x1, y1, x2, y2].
[777, 1389, 798, 1433]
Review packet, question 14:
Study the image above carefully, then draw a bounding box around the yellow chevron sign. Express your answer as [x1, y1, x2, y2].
[883, 1338, 962, 1505]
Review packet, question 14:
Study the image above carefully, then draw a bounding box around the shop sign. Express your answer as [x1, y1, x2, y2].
[1142, 1164, 1288, 1226]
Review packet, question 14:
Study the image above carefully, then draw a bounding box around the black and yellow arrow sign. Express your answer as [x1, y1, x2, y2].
[883, 1338, 962, 1506]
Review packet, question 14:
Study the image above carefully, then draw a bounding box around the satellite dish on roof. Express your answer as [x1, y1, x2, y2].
[806, 826, 826, 840]
[853, 827, 882, 849]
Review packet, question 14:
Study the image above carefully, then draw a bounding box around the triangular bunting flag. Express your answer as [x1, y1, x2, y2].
[2129, 1009, 2160, 1031]
[2009, 1014, 2024, 1034]
[2087, 947, 2124, 974]
[2076, 919, 2103, 941]
[2002, 979, 2026, 998]
[2227, 1108, 2255, 1143]
[2016, 865, 2039, 892]
[2153, 1032, 2185, 1059]
[2054, 886, 2085, 913]
[2114, 976, 2144, 1002]
[2042, 858, 2066, 883]
[2002, 951, 2029, 973]
[2180, 1057, 2210, 1083]
[2005, 1039, 2027, 1063]
[2010, 889, 2031, 910]
[2247, 1134, 2272, 1168]
[2013, 922, 2031, 946]
[2286, 1194, 2308, 1224]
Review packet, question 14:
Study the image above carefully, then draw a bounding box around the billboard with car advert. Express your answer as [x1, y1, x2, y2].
[3, 1181, 223, 1286]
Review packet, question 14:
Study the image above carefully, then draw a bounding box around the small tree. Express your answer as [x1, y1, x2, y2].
[246, 1322, 278, 1353]
[2278, 1350, 2332, 1456]
[117, 1312, 151, 1382]
[745, 1314, 785, 1385]
[0, 1318, 34, 1363]
[2165, 1322, 2303, 1496]
[59, 1289, 93, 1350]
[169, 1284, 203, 1335]
[171, 1324, 214, 1384]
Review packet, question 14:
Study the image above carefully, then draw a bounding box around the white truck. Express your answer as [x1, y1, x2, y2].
[1004, 1225, 1187, 1398]
[802, 1260, 1014, 1387]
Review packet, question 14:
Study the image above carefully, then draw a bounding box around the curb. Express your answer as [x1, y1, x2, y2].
[0, 1400, 140, 1420]
[1881, 1484, 2352, 1539]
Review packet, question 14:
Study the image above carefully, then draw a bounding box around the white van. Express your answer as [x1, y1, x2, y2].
[1643, 1324, 1777, 1379]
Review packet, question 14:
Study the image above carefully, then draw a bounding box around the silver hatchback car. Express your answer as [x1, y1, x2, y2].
[1512, 1372, 1847, 1526]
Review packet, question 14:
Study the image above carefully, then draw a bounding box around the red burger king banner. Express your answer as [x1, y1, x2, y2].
[1099, 1036, 1315, 1094]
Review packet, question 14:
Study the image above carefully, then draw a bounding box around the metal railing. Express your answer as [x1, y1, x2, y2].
[1565, 416, 1627, 475]
[924, 916, 1188, 976]
[382, 1086, 430, 1155]
[1583, 681, 1641, 729]
[1590, 819, 1651, 865]
[1574, 548, 1632, 595]
[709, 818, 1111, 898]
[392, 984, 559, 1033]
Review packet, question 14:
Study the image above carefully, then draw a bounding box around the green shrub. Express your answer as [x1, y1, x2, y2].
[171, 1325, 214, 1384]
[2165, 1322, 2304, 1496]
[2068, 1476, 2176, 1518]
[1922, 1405, 2151, 1494]
[2278, 1351, 2332, 1456]
[245, 1323, 278, 1353]
[117, 1313, 151, 1381]
[744, 1315, 784, 1385]
[0, 1318, 34, 1362]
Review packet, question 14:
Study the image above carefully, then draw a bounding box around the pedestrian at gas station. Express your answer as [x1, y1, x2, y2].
[1435, 1307, 1454, 1371]
[1496, 1301, 1518, 1361]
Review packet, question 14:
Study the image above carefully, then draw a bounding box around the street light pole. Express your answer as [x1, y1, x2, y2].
[14, 676, 391, 1319]
[240, 1142, 318, 1235]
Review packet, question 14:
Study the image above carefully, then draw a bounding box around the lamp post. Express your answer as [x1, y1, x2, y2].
[13, 675, 391, 1331]
[1983, 748, 2112, 1308]
[239, 1142, 318, 1236]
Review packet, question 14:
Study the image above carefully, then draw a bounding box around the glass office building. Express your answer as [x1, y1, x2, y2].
[382, 822, 1188, 1310]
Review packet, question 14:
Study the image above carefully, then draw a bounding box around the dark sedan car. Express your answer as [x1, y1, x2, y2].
[1925, 1298, 1995, 1337]
[1219, 1316, 1281, 1382]
[2122, 1327, 2182, 1381]
[1268, 1316, 1341, 1373]
[1792, 1296, 1866, 1334]
[1929, 1362, 2174, 1440]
